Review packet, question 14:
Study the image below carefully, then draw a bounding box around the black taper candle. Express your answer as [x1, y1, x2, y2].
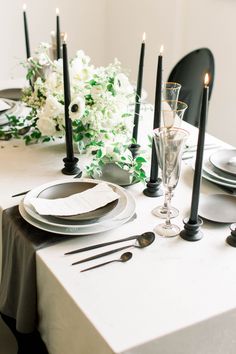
[150, 46, 163, 182]
[189, 74, 209, 223]
[132, 33, 146, 142]
[62, 40, 74, 161]
[23, 4, 31, 59]
[56, 8, 61, 60]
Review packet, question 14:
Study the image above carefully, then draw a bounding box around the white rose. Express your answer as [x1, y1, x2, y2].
[115, 95, 129, 113]
[38, 53, 49, 66]
[115, 73, 134, 94]
[37, 115, 57, 136]
[45, 72, 61, 92]
[71, 57, 84, 76]
[44, 95, 64, 117]
[54, 59, 63, 73]
[75, 50, 91, 65]
[90, 85, 103, 98]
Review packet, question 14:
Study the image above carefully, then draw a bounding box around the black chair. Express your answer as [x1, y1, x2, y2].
[168, 48, 215, 127]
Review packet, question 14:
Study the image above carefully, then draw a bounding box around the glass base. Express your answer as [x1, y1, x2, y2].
[153, 222, 180, 237]
[152, 205, 179, 219]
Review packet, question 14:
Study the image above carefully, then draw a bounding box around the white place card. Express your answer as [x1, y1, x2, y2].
[30, 182, 120, 216]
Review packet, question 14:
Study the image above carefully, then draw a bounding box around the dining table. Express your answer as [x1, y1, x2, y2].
[0, 105, 236, 354]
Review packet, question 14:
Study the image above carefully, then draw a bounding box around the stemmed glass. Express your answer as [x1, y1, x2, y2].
[153, 127, 189, 237]
[152, 100, 188, 218]
[161, 100, 188, 128]
[162, 82, 181, 101]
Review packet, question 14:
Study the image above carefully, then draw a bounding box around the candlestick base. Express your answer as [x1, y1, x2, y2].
[179, 217, 203, 241]
[226, 223, 236, 247]
[143, 178, 163, 197]
[62, 157, 82, 176]
[129, 143, 141, 159]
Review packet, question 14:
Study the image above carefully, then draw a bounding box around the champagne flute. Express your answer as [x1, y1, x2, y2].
[153, 127, 189, 237]
[152, 101, 188, 219]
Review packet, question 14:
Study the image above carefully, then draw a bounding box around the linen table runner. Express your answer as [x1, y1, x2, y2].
[0, 205, 75, 333]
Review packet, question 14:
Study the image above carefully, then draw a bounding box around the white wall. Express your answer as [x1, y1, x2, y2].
[1, 0, 235, 146]
[106, 0, 235, 146]
[0, 0, 107, 79]
[177, 0, 235, 146]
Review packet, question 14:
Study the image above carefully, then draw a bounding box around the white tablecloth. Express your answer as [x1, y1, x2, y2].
[1, 116, 236, 354]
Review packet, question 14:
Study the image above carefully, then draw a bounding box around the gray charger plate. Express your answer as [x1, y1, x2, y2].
[0, 89, 22, 101]
[37, 182, 118, 221]
[199, 194, 236, 223]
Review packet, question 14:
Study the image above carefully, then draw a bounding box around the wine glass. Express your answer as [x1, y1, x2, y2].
[161, 100, 188, 128]
[153, 127, 189, 237]
[162, 82, 181, 101]
[152, 100, 188, 218]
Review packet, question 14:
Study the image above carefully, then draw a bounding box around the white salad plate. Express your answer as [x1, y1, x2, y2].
[210, 149, 236, 176]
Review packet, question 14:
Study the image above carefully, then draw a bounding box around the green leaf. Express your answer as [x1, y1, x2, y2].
[122, 113, 132, 118]
[113, 146, 120, 154]
[135, 156, 146, 163]
[74, 133, 84, 141]
[89, 79, 97, 86]
[96, 149, 103, 158]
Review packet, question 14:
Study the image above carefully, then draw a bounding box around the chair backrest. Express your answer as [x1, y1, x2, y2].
[168, 48, 215, 127]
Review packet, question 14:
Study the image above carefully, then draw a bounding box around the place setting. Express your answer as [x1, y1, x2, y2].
[19, 178, 136, 236]
[0, 97, 31, 139]
[0, 98, 19, 126]
[196, 148, 236, 192]
[193, 147, 236, 224]
[187, 145, 236, 224]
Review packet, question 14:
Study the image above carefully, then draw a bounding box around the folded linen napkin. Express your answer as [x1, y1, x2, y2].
[0, 99, 11, 111]
[30, 182, 120, 216]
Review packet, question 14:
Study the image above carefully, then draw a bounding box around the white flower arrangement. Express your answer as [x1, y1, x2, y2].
[2, 43, 147, 182]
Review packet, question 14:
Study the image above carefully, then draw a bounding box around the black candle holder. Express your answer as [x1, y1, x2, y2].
[129, 143, 141, 159]
[62, 156, 82, 176]
[143, 178, 163, 197]
[226, 223, 236, 247]
[179, 217, 203, 241]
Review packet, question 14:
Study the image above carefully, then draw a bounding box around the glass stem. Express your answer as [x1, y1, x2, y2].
[163, 192, 168, 209]
[165, 188, 172, 227]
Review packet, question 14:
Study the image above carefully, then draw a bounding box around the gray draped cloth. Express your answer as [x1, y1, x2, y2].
[0, 205, 75, 333]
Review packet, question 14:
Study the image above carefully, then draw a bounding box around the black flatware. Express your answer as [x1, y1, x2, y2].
[65, 231, 154, 255]
[12, 190, 30, 197]
[71, 232, 155, 266]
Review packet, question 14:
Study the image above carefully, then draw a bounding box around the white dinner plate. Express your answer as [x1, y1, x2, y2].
[19, 188, 136, 235]
[210, 149, 236, 176]
[0, 99, 25, 125]
[23, 178, 131, 229]
[201, 170, 236, 189]
[203, 159, 236, 185]
[192, 158, 236, 189]
[0, 99, 16, 125]
[199, 194, 236, 223]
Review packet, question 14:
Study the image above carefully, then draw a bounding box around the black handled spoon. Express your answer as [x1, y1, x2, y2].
[80, 252, 133, 272]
